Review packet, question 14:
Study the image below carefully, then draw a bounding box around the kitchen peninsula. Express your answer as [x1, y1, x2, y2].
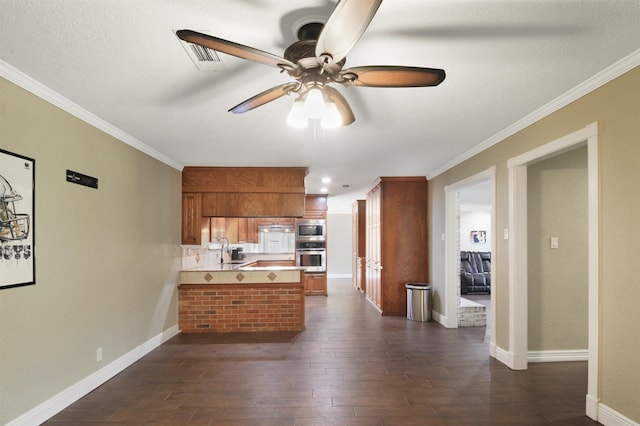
[179, 167, 328, 333]
[179, 260, 305, 333]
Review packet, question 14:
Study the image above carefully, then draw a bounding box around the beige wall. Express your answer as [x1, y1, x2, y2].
[429, 66, 640, 421]
[527, 146, 588, 350]
[0, 78, 182, 424]
[327, 213, 352, 276]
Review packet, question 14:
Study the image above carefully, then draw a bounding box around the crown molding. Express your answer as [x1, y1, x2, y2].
[0, 60, 184, 171]
[427, 48, 640, 180]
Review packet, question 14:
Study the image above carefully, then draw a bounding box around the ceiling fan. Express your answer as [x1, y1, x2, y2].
[176, 0, 446, 127]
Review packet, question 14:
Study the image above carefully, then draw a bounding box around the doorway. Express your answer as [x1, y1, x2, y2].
[458, 180, 492, 331]
[444, 167, 497, 355]
[507, 122, 599, 419]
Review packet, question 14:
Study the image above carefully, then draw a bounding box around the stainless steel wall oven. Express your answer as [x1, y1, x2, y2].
[295, 240, 326, 272]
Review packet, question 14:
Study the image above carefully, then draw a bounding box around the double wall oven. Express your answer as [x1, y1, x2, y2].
[295, 219, 326, 272]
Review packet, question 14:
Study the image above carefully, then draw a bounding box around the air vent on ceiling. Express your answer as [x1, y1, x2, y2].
[176, 30, 226, 71]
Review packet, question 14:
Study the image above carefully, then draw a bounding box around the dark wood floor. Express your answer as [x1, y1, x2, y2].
[45, 279, 598, 425]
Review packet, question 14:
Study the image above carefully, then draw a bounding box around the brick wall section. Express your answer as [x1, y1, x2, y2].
[459, 297, 486, 327]
[178, 283, 305, 333]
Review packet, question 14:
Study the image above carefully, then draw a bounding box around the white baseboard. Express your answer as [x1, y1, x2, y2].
[431, 309, 446, 326]
[496, 351, 638, 425]
[586, 394, 599, 420]
[527, 349, 588, 363]
[495, 345, 516, 369]
[496, 348, 588, 368]
[7, 325, 180, 426]
[598, 403, 640, 426]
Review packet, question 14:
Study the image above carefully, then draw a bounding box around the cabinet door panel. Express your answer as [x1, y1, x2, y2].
[225, 218, 239, 243]
[238, 218, 249, 242]
[304, 273, 327, 295]
[201, 193, 305, 217]
[182, 193, 202, 245]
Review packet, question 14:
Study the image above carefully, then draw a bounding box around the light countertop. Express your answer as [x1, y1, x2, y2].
[181, 260, 303, 272]
[180, 262, 304, 285]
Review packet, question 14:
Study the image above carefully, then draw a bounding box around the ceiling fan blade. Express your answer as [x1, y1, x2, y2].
[229, 82, 298, 114]
[176, 30, 296, 70]
[324, 86, 355, 126]
[344, 66, 446, 87]
[315, 0, 383, 64]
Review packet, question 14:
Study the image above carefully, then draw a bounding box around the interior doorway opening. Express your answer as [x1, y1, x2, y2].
[444, 167, 496, 355]
[458, 180, 492, 331]
[507, 123, 599, 420]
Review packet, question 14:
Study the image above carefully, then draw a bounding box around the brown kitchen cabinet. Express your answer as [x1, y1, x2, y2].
[365, 177, 429, 316]
[304, 272, 327, 296]
[209, 217, 225, 240]
[352, 200, 366, 292]
[182, 193, 202, 245]
[237, 218, 250, 242]
[181, 167, 308, 244]
[183, 167, 307, 218]
[303, 194, 328, 219]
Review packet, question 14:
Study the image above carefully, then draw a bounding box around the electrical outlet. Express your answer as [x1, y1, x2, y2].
[96, 347, 102, 362]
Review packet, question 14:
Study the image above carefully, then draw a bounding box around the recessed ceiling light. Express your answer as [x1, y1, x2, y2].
[322, 177, 331, 183]
[320, 187, 329, 193]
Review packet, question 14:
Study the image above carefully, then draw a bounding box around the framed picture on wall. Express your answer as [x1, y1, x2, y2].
[470, 230, 486, 244]
[1, 148, 35, 289]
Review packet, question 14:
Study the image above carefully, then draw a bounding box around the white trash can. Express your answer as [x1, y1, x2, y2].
[405, 283, 432, 322]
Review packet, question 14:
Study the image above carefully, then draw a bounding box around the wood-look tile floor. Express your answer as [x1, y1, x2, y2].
[45, 279, 598, 425]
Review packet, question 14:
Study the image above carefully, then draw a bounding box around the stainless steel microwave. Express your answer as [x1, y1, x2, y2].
[295, 219, 326, 240]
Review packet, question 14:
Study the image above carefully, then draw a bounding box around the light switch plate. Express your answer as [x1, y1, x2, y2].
[550, 237, 559, 249]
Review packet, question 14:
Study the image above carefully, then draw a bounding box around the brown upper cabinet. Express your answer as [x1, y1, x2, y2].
[181, 167, 308, 244]
[183, 166, 308, 217]
[181, 193, 202, 245]
[303, 194, 328, 219]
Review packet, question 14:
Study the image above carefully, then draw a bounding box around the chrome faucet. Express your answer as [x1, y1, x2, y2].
[220, 236, 229, 263]
[210, 235, 230, 263]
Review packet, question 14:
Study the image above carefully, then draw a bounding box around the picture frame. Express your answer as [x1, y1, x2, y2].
[1, 148, 35, 289]
[470, 230, 486, 244]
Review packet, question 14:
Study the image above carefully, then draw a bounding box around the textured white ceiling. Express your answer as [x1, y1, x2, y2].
[2, 0, 640, 212]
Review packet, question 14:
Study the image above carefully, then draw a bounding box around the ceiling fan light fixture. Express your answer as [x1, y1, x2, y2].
[321, 101, 342, 129]
[287, 99, 308, 128]
[178, 1, 446, 130]
[303, 87, 325, 119]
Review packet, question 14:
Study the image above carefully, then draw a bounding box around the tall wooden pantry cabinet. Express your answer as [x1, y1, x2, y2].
[365, 177, 429, 316]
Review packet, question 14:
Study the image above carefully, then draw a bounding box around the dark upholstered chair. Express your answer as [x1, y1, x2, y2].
[460, 251, 491, 294]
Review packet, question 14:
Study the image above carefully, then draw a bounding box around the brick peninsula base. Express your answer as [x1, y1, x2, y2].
[178, 268, 305, 333]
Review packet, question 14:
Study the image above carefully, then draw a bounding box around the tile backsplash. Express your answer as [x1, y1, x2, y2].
[182, 246, 229, 269]
[181, 242, 265, 269]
